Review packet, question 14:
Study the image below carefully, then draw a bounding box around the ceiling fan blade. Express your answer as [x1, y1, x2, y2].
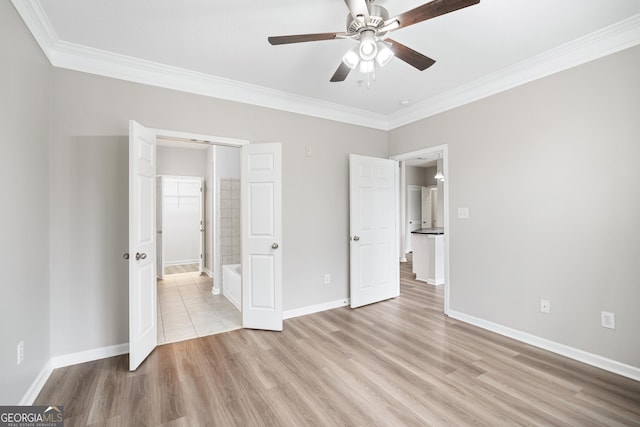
[386, 39, 436, 71]
[394, 0, 480, 30]
[268, 32, 343, 45]
[330, 62, 352, 82]
[343, 0, 370, 22]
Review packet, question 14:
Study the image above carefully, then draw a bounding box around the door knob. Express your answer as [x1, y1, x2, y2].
[123, 253, 129, 260]
[353, 236, 360, 241]
[272, 243, 279, 249]
[135, 252, 147, 260]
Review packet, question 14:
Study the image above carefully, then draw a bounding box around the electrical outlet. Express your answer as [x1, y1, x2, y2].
[17, 341, 24, 365]
[324, 273, 331, 284]
[540, 299, 550, 314]
[601, 311, 615, 329]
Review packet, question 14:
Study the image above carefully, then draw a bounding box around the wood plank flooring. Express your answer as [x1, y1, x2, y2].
[36, 260, 640, 426]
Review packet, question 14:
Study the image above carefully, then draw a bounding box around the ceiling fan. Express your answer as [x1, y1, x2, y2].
[268, 0, 480, 83]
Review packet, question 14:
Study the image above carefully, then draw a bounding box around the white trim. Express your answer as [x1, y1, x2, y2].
[448, 310, 640, 382]
[153, 128, 249, 147]
[19, 343, 129, 405]
[203, 267, 213, 278]
[10, 0, 57, 63]
[283, 298, 350, 320]
[163, 259, 201, 267]
[19, 360, 54, 405]
[51, 40, 389, 131]
[50, 343, 129, 369]
[388, 14, 640, 129]
[12, 0, 640, 131]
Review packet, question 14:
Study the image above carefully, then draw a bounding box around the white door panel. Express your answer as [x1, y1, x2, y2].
[350, 154, 399, 309]
[242, 143, 282, 331]
[129, 120, 157, 371]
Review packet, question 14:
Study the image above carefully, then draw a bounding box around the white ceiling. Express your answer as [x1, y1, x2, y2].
[16, 0, 640, 128]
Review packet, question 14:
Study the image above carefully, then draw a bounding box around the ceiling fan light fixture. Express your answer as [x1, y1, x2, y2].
[342, 46, 361, 69]
[359, 59, 375, 74]
[358, 30, 377, 61]
[375, 42, 394, 67]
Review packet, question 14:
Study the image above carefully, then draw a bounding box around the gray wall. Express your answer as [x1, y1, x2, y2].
[389, 46, 640, 367]
[406, 166, 428, 186]
[0, 2, 51, 404]
[157, 146, 208, 177]
[49, 68, 388, 357]
[406, 165, 438, 187]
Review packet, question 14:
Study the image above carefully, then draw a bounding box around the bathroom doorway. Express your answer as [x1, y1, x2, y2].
[154, 139, 242, 345]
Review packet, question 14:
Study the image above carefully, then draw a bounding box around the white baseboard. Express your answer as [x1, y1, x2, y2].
[448, 310, 640, 382]
[223, 290, 241, 311]
[51, 343, 129, 369]
[19, 360, 54, 405]
[283, 298, 350, 320]
[164, 259, 200, 267]
[203, 268, 213, 278]
[19, 343, 129, 406]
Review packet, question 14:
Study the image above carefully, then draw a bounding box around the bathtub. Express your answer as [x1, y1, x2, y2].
[222, 264, 241, 311]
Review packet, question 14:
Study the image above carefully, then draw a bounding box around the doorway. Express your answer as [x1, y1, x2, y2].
[154, 139, 242, 344]
[391, 145, 449, 314]
[129, 121, 284, 370]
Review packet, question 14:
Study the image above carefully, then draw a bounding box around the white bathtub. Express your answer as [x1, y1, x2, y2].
[222, 264, 241, 311]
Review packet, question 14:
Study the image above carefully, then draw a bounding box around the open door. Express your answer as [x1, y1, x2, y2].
[129, 120, 158, 371]
[241, 143, 283, 330]
[349, 154, 399, 308]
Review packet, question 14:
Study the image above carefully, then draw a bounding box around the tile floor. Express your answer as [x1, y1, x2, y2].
[157, 271, 242, 345]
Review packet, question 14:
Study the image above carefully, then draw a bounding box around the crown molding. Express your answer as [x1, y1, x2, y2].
[388, 13, 640, 129]
[11, 0, 57, 61]
[48, 40, 391, 130]
[12, 0, 640, 131]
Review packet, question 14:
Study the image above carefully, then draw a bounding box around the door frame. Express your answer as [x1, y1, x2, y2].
[157, 175, 205, 275]
[390, 144, 450, 315]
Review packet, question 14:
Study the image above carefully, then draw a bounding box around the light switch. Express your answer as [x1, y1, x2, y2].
[457, 207, 469, 219]
[305, 146, 312, 157]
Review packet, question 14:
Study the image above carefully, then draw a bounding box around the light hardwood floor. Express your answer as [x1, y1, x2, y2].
[36, 260, 640, 426]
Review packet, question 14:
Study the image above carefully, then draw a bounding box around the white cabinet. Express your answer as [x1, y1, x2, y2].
[412, 233, 444, 285]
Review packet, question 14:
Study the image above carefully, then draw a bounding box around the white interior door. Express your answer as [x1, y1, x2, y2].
[421, 186, 433, 228]
[129, 120, 157, 371]
[349, 154, 399, 308]
[156, 176, 164, 279]
[241, 143, 282, 330]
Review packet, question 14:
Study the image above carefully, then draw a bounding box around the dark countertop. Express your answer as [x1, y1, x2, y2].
[411, 227, 444, 235]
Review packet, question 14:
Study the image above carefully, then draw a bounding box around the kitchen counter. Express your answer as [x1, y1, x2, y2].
[411, 227, 444, 235]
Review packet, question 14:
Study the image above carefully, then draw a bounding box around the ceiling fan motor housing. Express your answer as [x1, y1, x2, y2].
[346, 5, 390, 36]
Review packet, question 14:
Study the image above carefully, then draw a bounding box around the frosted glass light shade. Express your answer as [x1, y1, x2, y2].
[358, 31, 377, 61]
[359, 60, 375, 73]
[375, 42, 394, 67]
[342, 46, 360, 69]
